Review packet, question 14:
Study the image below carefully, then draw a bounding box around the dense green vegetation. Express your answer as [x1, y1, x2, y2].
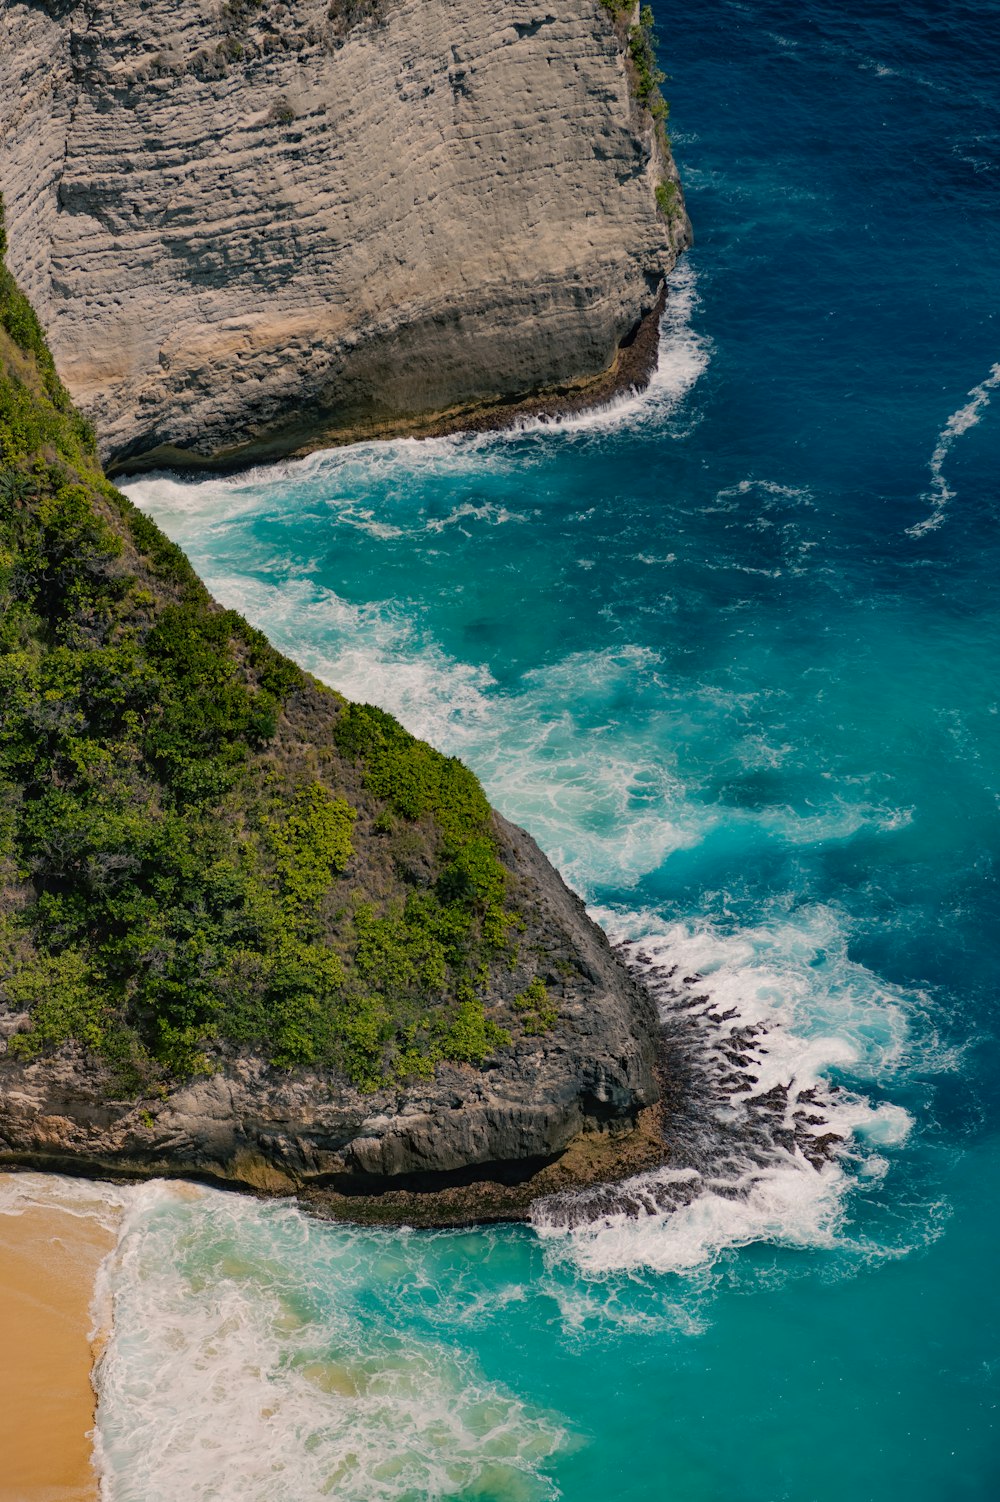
[600, 2, 670, 130]
[513, 977, 558, 1037]
[628, 6, 669, 124]
[655, 178, 679, 218]
[0, 203, 532, 1095]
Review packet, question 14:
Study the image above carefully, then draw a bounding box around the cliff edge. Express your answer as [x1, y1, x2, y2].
[0, 0, 689, 472]
[0, 218, 663, 1218]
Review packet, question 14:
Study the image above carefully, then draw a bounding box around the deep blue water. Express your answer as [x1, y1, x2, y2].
[109, 2, 1000, 1496]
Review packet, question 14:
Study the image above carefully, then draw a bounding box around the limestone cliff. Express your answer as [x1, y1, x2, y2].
[0, 0, 689, 471]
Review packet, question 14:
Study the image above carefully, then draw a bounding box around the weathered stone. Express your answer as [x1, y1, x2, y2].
[0, 0, 689, 471]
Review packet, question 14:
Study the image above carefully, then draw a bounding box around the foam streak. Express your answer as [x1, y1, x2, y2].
[907, 361, 1000, 538]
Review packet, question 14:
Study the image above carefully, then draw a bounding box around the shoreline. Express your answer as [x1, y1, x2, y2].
[105, 286, 668, 481]
[300, 1100, 669, 1229]
[0, 1101, 669, 1232]
[0, 1000, 675, 1228]
[0, 953, 677, 1234]
[0, 1182, 115, 1502]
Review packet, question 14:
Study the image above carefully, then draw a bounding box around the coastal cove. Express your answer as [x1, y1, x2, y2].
[1, 0, 999, 1499]
[111, 0, 1000, 1496]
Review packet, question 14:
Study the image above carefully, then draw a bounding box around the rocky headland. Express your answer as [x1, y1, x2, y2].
[0, 0, 689, 1220]
[0, 0, 689, 473]
[0, 212, 671, 1220]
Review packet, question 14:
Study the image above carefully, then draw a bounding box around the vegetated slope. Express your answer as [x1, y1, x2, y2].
[0, 0, 689, 471]
[0, 217, 660, 1208]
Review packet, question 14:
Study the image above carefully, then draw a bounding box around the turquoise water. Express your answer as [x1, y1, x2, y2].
[108, 0, 1000, 1496]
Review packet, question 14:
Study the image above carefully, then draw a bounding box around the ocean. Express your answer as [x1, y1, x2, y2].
[47, 0, 1000, 1495]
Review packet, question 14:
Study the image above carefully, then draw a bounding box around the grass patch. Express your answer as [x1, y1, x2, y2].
[628, 5, 670, 123]
[513, 977, 559, 1036]
[655, 178, 679, 217]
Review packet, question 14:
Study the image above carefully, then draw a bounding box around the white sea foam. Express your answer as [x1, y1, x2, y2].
[93, 1184, 566, 1502]
[498, 262, 711, 440]
[532, 903, 931, 1277]
[0, 1170, 129, 1237]
[112, 536, 912, 896]
[425, 500, 529, 533]
[121, 262, 710, 538]
[200, 570, 499, 754]
[538, 1159, 849, 1279]
[907, 361, 1000, 538]
[128, 544, 708, 889]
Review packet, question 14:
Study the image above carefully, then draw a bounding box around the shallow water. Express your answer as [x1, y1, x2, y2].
[111, 0, 1000, 1496]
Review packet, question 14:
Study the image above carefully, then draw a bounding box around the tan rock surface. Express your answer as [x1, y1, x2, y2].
[0, 0, 688, 470]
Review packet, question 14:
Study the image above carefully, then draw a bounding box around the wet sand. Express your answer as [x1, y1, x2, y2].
[0, 1195, 114, 1502]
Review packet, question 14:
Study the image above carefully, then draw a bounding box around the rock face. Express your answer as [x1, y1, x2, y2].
[0, 0, 688, 471]
[0, 0, 678, 1217]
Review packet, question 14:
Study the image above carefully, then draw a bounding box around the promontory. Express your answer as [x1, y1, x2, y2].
[0, 0, 686, 1219]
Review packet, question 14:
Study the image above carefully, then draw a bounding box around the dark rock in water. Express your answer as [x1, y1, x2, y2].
[534, 945, 850, 1235]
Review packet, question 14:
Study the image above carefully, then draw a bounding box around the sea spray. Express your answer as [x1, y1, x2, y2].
[532, 907, 918, 1277]
[0, 1172, 129, 1236]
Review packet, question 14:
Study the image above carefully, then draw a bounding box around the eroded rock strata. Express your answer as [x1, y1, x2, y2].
[0, 227, 663, 1218]
[0, 0, 689, 472]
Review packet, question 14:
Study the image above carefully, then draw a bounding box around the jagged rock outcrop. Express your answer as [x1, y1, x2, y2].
[0, 0, 689, 472]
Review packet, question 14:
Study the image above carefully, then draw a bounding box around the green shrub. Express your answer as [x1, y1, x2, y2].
[513, 976, 559, 1036]
[6, 950, 109, 1058]
[266, 97, 296, 126]
[269, 783, 356, 917]
[440, 989, 510, 1065]
[335, 700, 514, 950]
[628, 6, 670, 123]
[655, 178, 679, 218]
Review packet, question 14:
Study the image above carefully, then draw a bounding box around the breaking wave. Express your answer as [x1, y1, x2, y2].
[93, 1185, 568, 1502]
[531, 904, 932, 1277]
[122, 262, 710, 534]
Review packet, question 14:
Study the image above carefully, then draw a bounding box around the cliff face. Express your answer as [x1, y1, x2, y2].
[0, 223, 662, 1217]
[0, 0, 688, 472]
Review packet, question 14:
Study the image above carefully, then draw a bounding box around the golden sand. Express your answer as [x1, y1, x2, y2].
[0, 1193, 114, 1502]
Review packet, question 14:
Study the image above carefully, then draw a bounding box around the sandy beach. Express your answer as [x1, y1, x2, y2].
[0, 1180, 116, 1502]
